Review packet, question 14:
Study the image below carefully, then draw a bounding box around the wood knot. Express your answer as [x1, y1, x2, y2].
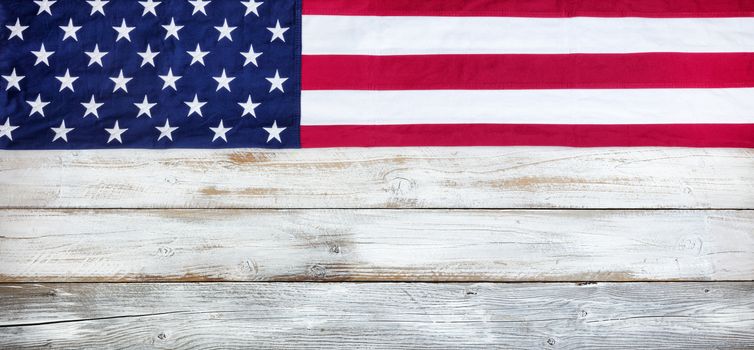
[547, 338, 556, 346]
[388, 176, 416, 196]
[676, 235, 703, 255]
[157, 332, 167, 340]
[307, 264, 327, 279]
[156, 246, 174, 258]
[242, 259, 259, 275]
[328, 243, 341, 254]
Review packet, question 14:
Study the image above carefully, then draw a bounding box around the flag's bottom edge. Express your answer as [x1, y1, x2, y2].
[300, 124, 754, 148]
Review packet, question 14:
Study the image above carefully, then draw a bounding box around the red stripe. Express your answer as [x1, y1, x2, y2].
[303, 0, 754, 18]
[301, 124, 754, 148]
[302, 53, 754, 90]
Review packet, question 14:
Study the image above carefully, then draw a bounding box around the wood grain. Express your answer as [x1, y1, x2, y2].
[2, 147, 753, 209]
[1, 209, 752, 282]
[1, 282, 752, 349]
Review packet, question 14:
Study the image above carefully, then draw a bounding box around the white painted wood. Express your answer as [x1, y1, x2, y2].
[1, 209, 752, 282]
[1, 282, 752, 349]
[1, 147, 753, 208]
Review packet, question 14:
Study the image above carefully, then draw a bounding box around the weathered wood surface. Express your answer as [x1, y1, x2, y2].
[2, 148, 753, 209]
[1, 209, 752, 282]
[3, 147, 752, 348]
[1, 282, 752, 349]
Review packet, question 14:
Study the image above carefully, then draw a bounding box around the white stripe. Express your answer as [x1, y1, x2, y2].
[301, 88, 754, 125]
[303, 15, 754, 55]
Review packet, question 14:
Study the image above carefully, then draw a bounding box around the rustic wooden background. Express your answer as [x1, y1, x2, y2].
[1, 147, 753, 348]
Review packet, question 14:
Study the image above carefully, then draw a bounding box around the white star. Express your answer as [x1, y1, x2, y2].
[267, 20, 288, 42]
[189, 0, 210, 15]
[6, 19, 28, 40]
[51, 120, 74, 142]
[85, 44, 108, 67]
[82, 95, 104, 119]
[105, 121, 127, 144]
[210, 120, 231, 142]
[139, 0, 161, 16]
[31, 44, 54, 66]
[2, 69, 24, 91]
[184, 94, 206, 117]
[86, 0, 108, 15]
[59, 18, 82, 41]
[159, 68, 181, 90]
[55, 69, 78, 92]
[266, 70, 287, 92]
[137, 44, 159, 67]
[0, 118, 19, 141]
[263, 120, 286, 143]
[110, 70, 132, 93]
[241, 0, 263, 16]
[26, 95, 49, 117]
[215, 19, 236, 42]
[240, 44, 262, 67]
[134, 95, 157, 118]
[213, 69, 235, 92]
[187, 44, 209, 66]
[238, 95, 261, 118]
[113, 19, 134, 42]
[162, 17, 183, 40]
[34, 0, 56, 15]
[156, 119, 178, 141]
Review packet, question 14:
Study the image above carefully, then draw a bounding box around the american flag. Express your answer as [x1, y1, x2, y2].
[2, 0, 754, 149]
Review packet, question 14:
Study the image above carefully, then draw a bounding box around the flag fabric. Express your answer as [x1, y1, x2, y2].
[1, 0, 299, 149]
[2, 0, 754, 149]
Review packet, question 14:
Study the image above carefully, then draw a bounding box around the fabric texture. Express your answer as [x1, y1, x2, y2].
[2, 0, 754, 149]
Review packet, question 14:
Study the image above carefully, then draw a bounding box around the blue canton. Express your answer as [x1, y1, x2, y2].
[0, 0, 300, 149]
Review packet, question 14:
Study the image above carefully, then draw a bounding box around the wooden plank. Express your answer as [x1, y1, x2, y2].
[2, 148, 753, 209]
[2, 209, 752, 282]
[1, 282, 752, 349]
